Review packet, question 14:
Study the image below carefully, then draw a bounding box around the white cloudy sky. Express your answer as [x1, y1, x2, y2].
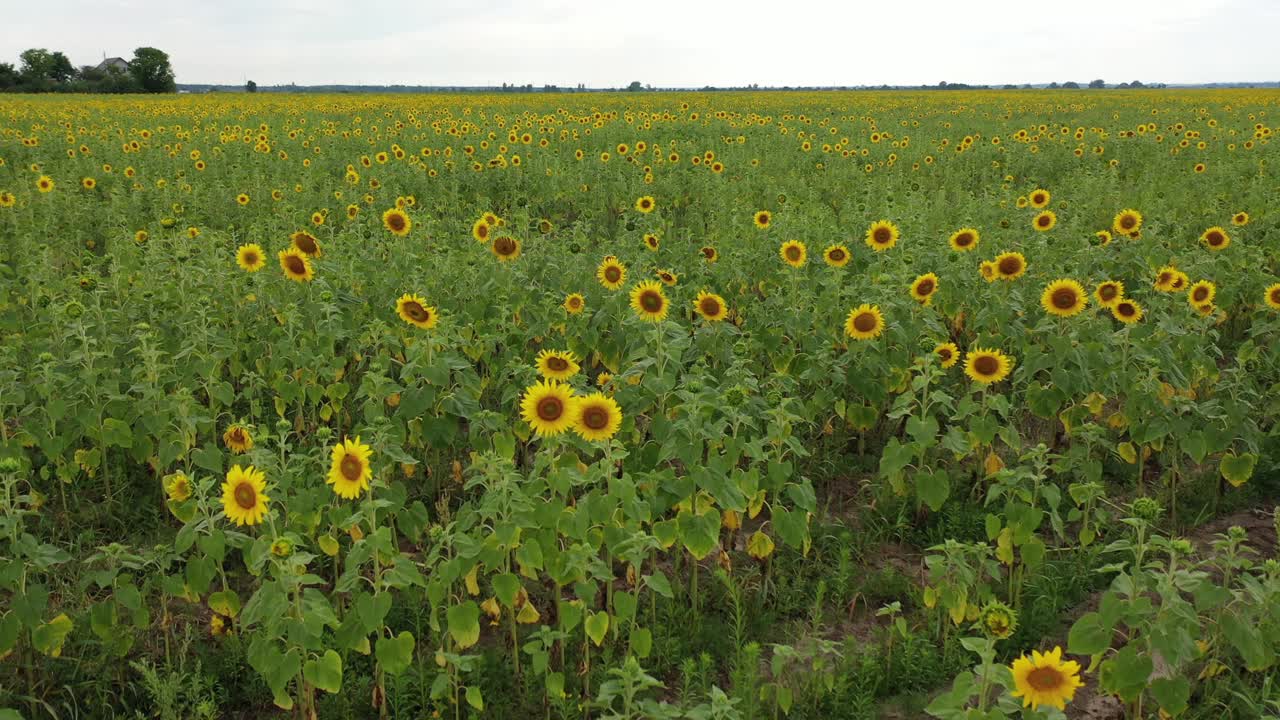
[4, 0, 1277, 87]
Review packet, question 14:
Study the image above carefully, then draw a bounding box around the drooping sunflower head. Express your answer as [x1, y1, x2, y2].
[328, 436, 373, 499]
[597, 257, 627, 289]
[844, 304, 885, 341]
[519, 379, 576, 437]
[865, 220, 900, 252]
[1032, 210, 1056, 232]
[236, 244, 266, 273]
[1029, 188, 1051, 208]
[1232, 212, 1250, 227]
[223, 423, 254, 453]
[1041, 279, 1088, 317]
[290, 230, 321, 257]
[910, 273, 939, 304]
[980, 601, 1018, 640]
[753, 209, 772, 229]
[1094, 280, 1124, 307]
[1113, 208, 1142, 234]
[1200, 226, 1230, 251]
[934, 342, 960, 369]
[1094, 230, 1113, 246]
[382, 208, 412, 236]
[491, 235, 522, 262]
[1188, 280, 1216, 307]
[1169, 270, 1189, 292]
[164, 472, 193, 502]
[779, 240, 807, 267]
[700, 246, 719, 263]
[134, 230, 149, 244]
[948, 228, 979, 252]
[1009, 647, 1084, 711]
[472, 218, 492, 243]
[395, 293, 438, 330]
[538, 219, 554, 234]
[694, 291, 728, 322]
[571, 392, 623, 442]
[964, 348, 1013, 385]
[994, 252, 1027, 280]
[1264, 283, 1280, 310]
[656, 269, 678, 286]
[536, 349, 580, 380]
[563, 293, 585, 314]
[823, 244, 851, 267]
[630, 280, 669, 322]
[221, 465, 269, 527]
[635, 195, 656, 213]
[643, 233, 660, 251]
[1112, 299, 1144, 323]
[278, 248, 314, 282]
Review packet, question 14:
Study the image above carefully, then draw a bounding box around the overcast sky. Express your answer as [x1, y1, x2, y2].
[4, 0, 1277, 87]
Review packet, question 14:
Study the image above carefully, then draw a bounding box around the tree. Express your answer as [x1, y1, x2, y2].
[246, 80, 257, 93]
[0, 62, 17, 90]
[129, 47, 176, 93]
[626, 81, 642, 92]
[18, 48, 75, 87]
[1062, 81, 1080, 89]
[1089, 79, 1105, 89]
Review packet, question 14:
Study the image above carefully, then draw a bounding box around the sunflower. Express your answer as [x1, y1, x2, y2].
[520, 380, 576, 437]
[823, 244, 851, 267]
[779, 240, 807, 267]
[81, 177, 96, 190]
[236, 244, 266, 272]
[0, 191, 14, 208]
[491, 235, 521, 262]
[1264, 283, 1280, 310]
[1094, 281, 1124, 307]
[655, 269, 678, 286]
[700, 246, 719, 263]
[290, 231, 321, 257]
[643, 233, 660, 251]
[134, 230, 149, 244]
[563, 293, 585, 314]
[753, 210, 772, 229]
[844, 304, 885, 340]
[395, 293, 438, 329]
[1112, 299, 1144, 323]
[1009, 647, 1084, 711]
[979, 261, 998, 283]
[221, 465, 270, 527]
[981, 601, 1018, 640]
[1112, 208, 1142, 235]
[571, 392, 623, 441]
[472, 218, 492, 243]
[223, 423, 254, 453]
[694, 291, 728, 322]
[1029, 188, 1051, 208]
[934, 342, 960, 368]
[910, 273, 939, 304]
[964, 348, 1013, 384]
[278, 248, 314, 282]
[597, 257, 627, 289]
[1169, 271, 1189, 292]
[1231, 212, 1250, 227]
[1188, 280, 1216, 307]
[1041, 279, 1088, 317]
[1032, 210, 1057, 232]
[994, 252, 1027, 280]
[381, 208, 411, 237]
[630, 281, 669, 322]
[236, 193, 250, 206]
[1200, 226, 1230, 251]
[165, 472, 193, 502]
[536, 350, 580, 380]
[1094, 230, 1113, 246]
[36, 175, 54, 193]
[635, 196, 656, 213]
[948, 228, 980, 252]
[311, 211, 325, 227]
[865, 220, 899, 251]
[325, 437, 373, 499]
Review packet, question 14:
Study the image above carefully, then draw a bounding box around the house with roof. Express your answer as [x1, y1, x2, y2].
[94, 57, 129, 74]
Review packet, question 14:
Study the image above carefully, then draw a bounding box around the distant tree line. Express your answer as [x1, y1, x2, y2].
[0, 47, 176, 93]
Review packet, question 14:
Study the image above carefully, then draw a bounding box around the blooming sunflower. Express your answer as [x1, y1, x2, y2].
[979, 261, 998, 283]
[236, 244, 266, 273]
[700, 246, 719, 263]
[964, 348, 1013, 384]
[1032, 210, 1057, 232]
[779, 240, 807, 267]
[1041, 279, 1088, 317]
[1094, 280, 1124, 307]
[491, 235, 521, 262]
[1154, 266, 1182, 292]
[1231, 212, 1250, 227]
[910, 273, 939, 304]
[290, 231, 321, 257]
[1112, 208, 1142, 235]
[0, 191, 15, 208]
[37, 175, 55, 193]
[165, 472, 192, 502]
[694, 291, 728, 322]
[571, 392, 623, 441]
[520, 380, 576, 437]
[327, 437, 373, 499]
[597, 257, 627, 289]
[1200, 226, 1230, 251]
[1188, 280, 1216, 307]
[753, 210, 772, 229]
[844, 304, 885, 340]
[656, 269, 678, 286]
[865, 220, 899, 252]
[934, 342, 960, 369]
[1009, 647, 1084, 711]
[382, 208, 411, 236]
[1029, 188, 1051, 208]
[236, 193, 250, 206]
[536, 350, 580, 380]
[823, 244, 851, 267]
[635, 195, 656, 213]
[81, 177, 96, 190]
[278, 248, 314, 282]
[948, 228, 980, 252]
[1264, 283, 1280, 310]
[1094, 230, 1113, 246]
[472, 218, 492, 243]
[994, 252, 1027, 280]
[630, 281, 669, 322]
[395, 293, 438, 329]
[1112, 299, 1144, 323]
[221, 465, 269, 527]
[563, 293, 585, 314]
[643, 233, 660, 251]
[223, 423, 253, 453]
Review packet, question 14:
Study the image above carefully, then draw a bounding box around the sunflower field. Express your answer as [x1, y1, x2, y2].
[2, 90, 1280, 720]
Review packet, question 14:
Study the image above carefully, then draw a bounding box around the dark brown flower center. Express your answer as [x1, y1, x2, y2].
[1027, 667, 1065, 692]
[233, 482, 257, 510]
[388, 214, 406, 231]
[955, 232, 974, 246]
[785, 245, 801, 261]
[537, 396, 564, 421]
[340, 454, 363, 482]
[938, 348, 952, 361]
[974, 355, 999, 376]
[1052, 288, 1077, 309]
[1118, 302, 1136, 317]
[582, 404, 609, 429]
[403, 302, 428, 321]
[640, 291, 663, 312]
[1099, 284, 1118, 301]
[852, 312, 877, 332]
[478, 224, 489, 239]
[700, 297, 721, 316]
[244, 252, 259, 265]
[1037, 215, 1051, 227]
[605, 267, 621, 282]
[915, 279, 935, 296]
[1206, 231, 1223, 246]
[285, 255, 306, 275]
[828, 249, 846, 261]
[293, 233, 318, 254]
[873, 227, 892, 244]
[1193, 287, 1209, 302]
[702, 248, 715, 259]
[1271, 288, 1280, 304]
[494, 237, 517, 256]
[998, 257, 1022, 275]
[1120, 214, 1136, 229]
[546, 356, 569, 371]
